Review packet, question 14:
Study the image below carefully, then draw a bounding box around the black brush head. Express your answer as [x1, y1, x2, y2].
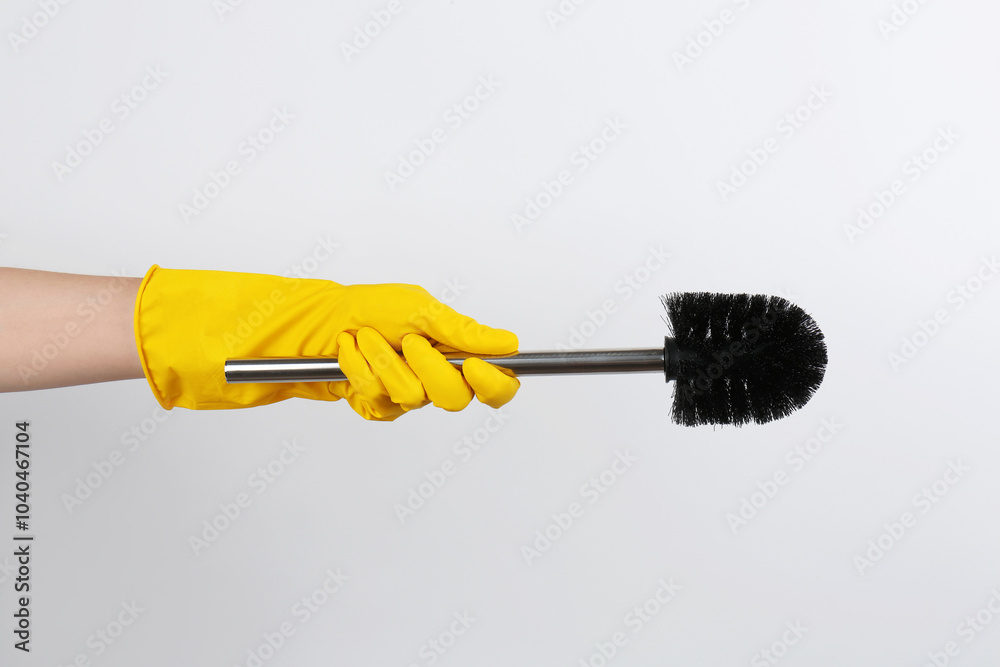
[662, 292, 827, 427]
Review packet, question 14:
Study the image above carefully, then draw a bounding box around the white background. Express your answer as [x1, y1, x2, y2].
[2, 0, 1000, 665]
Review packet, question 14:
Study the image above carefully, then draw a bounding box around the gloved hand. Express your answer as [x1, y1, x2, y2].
[132, 265, 520, 420]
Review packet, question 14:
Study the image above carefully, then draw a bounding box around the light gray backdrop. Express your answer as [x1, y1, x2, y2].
[2, 1, 999, 665]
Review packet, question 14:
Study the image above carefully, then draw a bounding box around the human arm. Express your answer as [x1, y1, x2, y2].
[0, 268, 144, 391]
[0, 266, 520, 420]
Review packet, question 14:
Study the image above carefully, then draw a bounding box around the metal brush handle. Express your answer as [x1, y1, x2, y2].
[225, 347, 668, 383]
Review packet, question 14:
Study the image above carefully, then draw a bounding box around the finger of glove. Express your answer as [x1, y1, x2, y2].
[413, 301, 518, 355]
[335, 331, 389, 404]
[356, 327, 427, 410]
[328, 380, 406, 421]
[462, 357, 520, 409]
[402, 334, 473, 411]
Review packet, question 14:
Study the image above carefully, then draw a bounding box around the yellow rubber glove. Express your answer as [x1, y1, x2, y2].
[132, 265, 520, 420]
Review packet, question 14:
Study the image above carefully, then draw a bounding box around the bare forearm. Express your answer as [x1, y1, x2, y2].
[0, 268, 144, 391]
